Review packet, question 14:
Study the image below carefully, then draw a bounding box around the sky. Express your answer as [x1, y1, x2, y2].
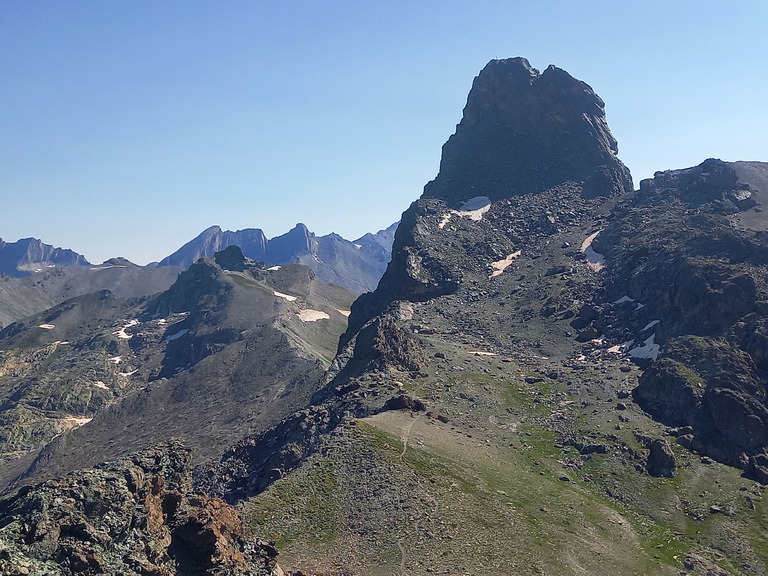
[2, 1, 766, 265]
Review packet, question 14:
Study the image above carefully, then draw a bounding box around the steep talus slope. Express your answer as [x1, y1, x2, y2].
[0, 246, 355, 493]
[0, 441, 281, 575]
[198, 59, 768, 575]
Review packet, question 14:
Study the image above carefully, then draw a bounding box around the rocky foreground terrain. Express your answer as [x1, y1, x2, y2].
[0, 441, 280, 575]
[1, 57, 767, 575]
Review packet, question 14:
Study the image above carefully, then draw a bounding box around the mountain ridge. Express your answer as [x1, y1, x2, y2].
[198, 58, 768, 574]
[0, 237, 90, 278]
[1, 58, 767, 576]
[155, 221, 398, 294]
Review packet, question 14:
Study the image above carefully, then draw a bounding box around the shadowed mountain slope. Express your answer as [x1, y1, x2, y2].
[0, 246, 355, 493]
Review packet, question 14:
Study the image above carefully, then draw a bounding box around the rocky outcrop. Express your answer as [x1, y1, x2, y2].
[0, 441, 280, 575]
[423, 57, 632, 204]
[585, 159, 768, 480]
[646, 438, 676, 478]
[195, 406, 342, 503]
[634, 336, 768, 477]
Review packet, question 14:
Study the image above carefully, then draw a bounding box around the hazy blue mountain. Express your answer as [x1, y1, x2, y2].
[0, 237, 89, 277]
[156, 222, 399, 293]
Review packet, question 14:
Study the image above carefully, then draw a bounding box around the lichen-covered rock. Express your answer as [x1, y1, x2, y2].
[0, 441, 280, 575]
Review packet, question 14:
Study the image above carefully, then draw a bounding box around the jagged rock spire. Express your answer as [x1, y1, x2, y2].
[423, 57, 633, 203]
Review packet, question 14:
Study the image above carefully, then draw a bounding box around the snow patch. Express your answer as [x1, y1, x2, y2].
[335, 308, 351, 317]
[581, 231, 605, 271]
[642, 320, 660, 331]
[460, 196, 492, 213]
[113, 319, 139, 340]
[613, 295, 634, 304]
[628, 334, 660, 360]
[470, 350, 497, 356]
[109, 356, 122, 364]
[297, 310, 330, 322]
[489, 250, 522, 278]
[267, 265, 281, 271]
[274, 291, 297, 302]
[59, 416, 92, 429]
[38, 324, 55, 330]
[164, 329, 189, 342]
[118, 369, 138, 377]
[439, 196, 492, 229]
[93, 381, 109, 390]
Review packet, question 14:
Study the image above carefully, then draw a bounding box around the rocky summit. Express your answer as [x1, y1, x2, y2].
[422, 57, 633, 204]
[1, 58, 767, 576]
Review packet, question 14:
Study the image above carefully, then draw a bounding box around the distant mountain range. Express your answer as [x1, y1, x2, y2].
[0, 237, 89, 277]
[0, 221, 398, 295]
[154, 222, 398, 294]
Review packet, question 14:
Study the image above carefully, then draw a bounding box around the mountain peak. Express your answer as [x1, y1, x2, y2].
[0, 237, 89, 277]
[423, 57, 632, 204]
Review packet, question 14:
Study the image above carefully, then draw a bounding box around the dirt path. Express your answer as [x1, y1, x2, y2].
[399, 413, 419, 461]
[395, 413, 420, 574]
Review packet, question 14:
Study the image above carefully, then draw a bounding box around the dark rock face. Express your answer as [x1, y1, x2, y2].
[589, 159, 768, 480]
[423, 57, 633, 205]
[196, 406, 340, 503]
[0, 237, 89, 278]
[381, 393, 427, 413]
[646, 438, 677, 478]
[0, 441, 278, 575]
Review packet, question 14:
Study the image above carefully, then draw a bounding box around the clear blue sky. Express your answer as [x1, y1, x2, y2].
[2, 1, 766, 265]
